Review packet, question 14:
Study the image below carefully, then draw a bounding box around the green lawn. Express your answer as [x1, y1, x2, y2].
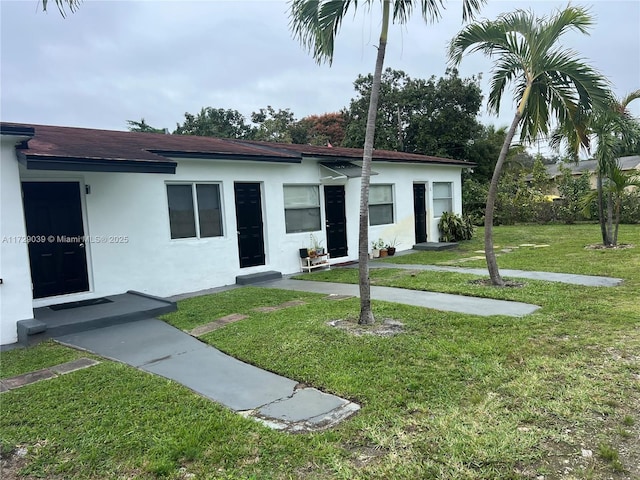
[1, 224, 638, 479]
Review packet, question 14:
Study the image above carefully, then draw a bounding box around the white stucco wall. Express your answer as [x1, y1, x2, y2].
[1, 139, 35, 344]
[16, 156, 463, 316]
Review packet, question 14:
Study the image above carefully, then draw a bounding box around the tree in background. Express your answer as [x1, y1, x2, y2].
[449, 6, 610, 285]
[553, 90, 640, 246]
[250, 106, 297, 143]
[291, 113, 346, 146]
[342, 68, 483, 158]
[174, 107, 253, 139]
[290, 0, 483, 325]
[126, 118, 166, 134]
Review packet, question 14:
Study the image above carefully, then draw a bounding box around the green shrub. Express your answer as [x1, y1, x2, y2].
[438, 211, 475, 242]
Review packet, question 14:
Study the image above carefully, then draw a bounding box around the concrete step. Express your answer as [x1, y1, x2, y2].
[236, 270, 282, 285]
[22, 291, 177, 345]
[413, 242, 458, 251]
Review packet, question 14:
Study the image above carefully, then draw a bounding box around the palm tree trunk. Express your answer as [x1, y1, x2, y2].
[596, 172, 609, 245]
[358, 0, 390, 325]
[613, 197, 621, 246]
[606, 189, 614, 245]
[485, 110, 521, 286]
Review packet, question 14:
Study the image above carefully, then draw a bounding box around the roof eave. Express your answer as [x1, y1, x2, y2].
[150, 150, 302, 164]
[18, 153, 177, 174]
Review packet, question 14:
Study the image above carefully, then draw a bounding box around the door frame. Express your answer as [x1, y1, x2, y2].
[21, 177, 94, 305]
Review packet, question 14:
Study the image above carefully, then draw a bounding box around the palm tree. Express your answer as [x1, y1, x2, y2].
[448, 6, 610, 286]
[290, 0, 483, 324]
[553, 90, 640, 246]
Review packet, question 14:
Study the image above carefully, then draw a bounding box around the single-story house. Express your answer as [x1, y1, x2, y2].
[544, 155, 640, 193]
[0, 122, 472, 346]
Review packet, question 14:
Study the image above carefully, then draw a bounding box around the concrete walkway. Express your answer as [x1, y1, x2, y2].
[366, 263, 623, 287]
[260, 278, 540, 317]
[56, 318, 359, 432]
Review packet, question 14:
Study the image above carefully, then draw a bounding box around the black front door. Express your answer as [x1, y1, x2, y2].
[234, 182, 265, 268]
[413, 183, 427, 244]
[324, 185, 348, 258]
[22, 182, 90, 299]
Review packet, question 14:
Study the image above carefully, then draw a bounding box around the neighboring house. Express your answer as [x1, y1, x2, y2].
[544, 155, 640, 193]
[0, 122, 472, 345]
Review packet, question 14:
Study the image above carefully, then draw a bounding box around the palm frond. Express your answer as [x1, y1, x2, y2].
[289, 0, 357, 65]
[41, 0, 81, 17]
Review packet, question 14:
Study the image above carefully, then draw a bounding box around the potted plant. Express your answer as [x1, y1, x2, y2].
[309, 234, 324, 256]
[371, 240, 381, 258]
[372, 238, 386, 258]
[386, 237, 399, 256]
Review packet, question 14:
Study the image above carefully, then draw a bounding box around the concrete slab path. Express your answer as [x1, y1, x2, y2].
[260, 278, 540, 317]
[55, 318, 359, 432]
[366, 263, 623, 287]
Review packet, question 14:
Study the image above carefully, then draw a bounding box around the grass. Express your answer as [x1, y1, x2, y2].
[1, 224, 638, 479]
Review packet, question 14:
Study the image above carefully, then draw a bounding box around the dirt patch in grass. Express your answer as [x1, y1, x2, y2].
[327, 318, 404, 337]
[468, 278, 526, 288]
[585, 243, 635, 250]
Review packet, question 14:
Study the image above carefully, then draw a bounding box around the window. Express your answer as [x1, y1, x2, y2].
[284, 185, 321, 233]
[433, 182, 453, 217]
[167, 183, 223, 239]
[369, 184, 394, 225]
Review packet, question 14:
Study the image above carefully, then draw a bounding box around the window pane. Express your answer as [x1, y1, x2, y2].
[285, 207, 321, 233]
[167, 185, 196, 239]
[433, 198, 453, 218]
[433, 182, 452, 198]
[196, 184, 223, 237]
[370, 204, 393, 226]
[369, 185, 393, 204]
[284, 185, 319, 208]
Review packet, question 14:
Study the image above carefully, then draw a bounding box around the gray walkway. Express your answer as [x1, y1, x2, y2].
[56, 318, 359, 432]
[366, 263, 623, 287]
[260, 278, 540, 317]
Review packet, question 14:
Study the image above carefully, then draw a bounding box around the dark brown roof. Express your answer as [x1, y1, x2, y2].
[1, 122, 472, 173]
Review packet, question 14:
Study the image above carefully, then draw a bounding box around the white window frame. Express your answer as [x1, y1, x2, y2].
[433, 182, 453, 218]
[166, 182, 224, 239]
[369, 184, 395, 226]
[283, 184, 321, 234]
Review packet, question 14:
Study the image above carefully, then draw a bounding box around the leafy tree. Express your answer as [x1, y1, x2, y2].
[530, 156, 553, 195]
[464, 125, 507, 183]
[555, 166, 592, 224]
[290, 0, 484, 325]
[342, 68, 483, 158]
[174, 107, 253, 139]
[449, 6, 610, 285]
[342, 68, 413, 151]
[250, 106, 296, 143]
[404, 69, 483, 158]
[291, 112, 346, 146]
[126, 118, 165, 134]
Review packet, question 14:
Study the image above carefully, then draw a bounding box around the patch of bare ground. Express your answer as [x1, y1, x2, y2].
[469, 278, 526, 288]
[585, 243, 635, 250]
[327, 318, 404, 337]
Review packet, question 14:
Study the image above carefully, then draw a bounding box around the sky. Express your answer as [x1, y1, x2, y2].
[1, 0, 639, 154]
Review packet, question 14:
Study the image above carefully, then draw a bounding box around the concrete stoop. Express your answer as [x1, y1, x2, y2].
[18, 291, 176, 345]
[413, 242, 458, 251]
[236, 270, 282, 285]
